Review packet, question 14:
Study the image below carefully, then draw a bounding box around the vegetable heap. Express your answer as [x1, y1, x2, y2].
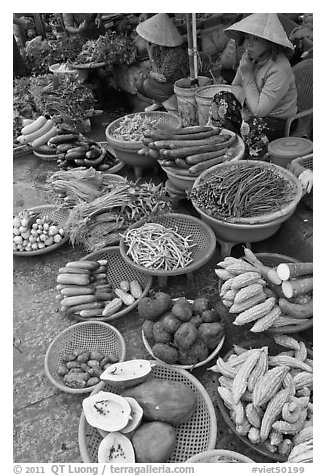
[73, 31, 137, 66]
[140, 124, 239, 175]
[189, 163, 295, 220]
[110, 114, 162, 142]
[28, 74, 96, 131]
[13, 209, 65, 252]
[123, 223, 196, 271]
[65, 181, 172, 252]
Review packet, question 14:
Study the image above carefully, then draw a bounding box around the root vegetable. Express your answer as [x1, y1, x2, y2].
[281, 277, 313, 299]
[276, 263, 313, 281]
[53, 234, 62, 243]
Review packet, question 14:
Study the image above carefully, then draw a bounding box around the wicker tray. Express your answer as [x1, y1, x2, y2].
[215, 337, 313, 462]
[120, 213, 216, 278]
[44, 321, 126, 394]
[105, 111, 182, 150]
[255, 253, 313, 334]
[13, 205, 70, 257]
[32, 150, 60, 161]
[70, 246, 152, 322]
[13, 144, 32, 158]
[192, 160, 303, 225]
[78, 361, 217, 462]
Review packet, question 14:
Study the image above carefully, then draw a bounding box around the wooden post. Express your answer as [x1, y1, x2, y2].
[186, 14, 195, 80]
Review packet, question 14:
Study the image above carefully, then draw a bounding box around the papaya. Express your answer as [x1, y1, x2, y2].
[98, 432, 135, 463]
[82, 391, 131, 432]
[100, 359, 152, 388]
[121, 397, 143, 434]
[132, 422, 176, 463]
[122, 379, 197, 424]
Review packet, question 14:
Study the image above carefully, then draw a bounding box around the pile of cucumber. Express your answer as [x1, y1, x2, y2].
[47, 134, 119, 171]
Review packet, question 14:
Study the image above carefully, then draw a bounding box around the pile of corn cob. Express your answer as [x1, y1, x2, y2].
[210, 335, 313, 459]
[215, 249, 312, 332]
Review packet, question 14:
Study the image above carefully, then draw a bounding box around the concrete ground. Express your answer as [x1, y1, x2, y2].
[13, 112, 313, 463]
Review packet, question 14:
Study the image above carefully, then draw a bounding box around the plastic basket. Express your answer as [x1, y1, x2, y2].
[255, 253, 313, 334]
[78, 361, 217, 462]
[191, 160, 303, 225]
[44, 321, 126, 394]
[70, 246, 152, 322]
[105, 112, 182, 149]
[13, 205, 70, 257]
[215, 337, 313, 462]
[119, 213, 216, 277]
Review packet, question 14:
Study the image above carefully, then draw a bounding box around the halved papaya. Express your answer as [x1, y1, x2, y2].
[121, 397, 143, 434]
[98, 432, 135, 463]
[82, 391, 131, 432]
[100, 359, 153, 388]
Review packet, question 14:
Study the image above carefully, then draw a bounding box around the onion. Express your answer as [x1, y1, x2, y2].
[49, 225, 59, 236]
[13, 227, 20, 236]
[44, 236, 54, 246]
[13, 216, 21, 228]
[19, 226, 28, 234]
[39, 234, 47, 242]
[31, 243, 38, 250]
[14, 236, 23, 245]
[53, 234, 62, 243]
[21, 218, 29, 227]
[38, 242, 45, 249]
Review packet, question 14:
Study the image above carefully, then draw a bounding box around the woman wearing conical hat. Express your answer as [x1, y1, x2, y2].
[135, 13, 189, 109]
[208, 13, 298, 159]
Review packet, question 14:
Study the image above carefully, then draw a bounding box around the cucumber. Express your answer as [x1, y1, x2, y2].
[48, 134, 80, 145]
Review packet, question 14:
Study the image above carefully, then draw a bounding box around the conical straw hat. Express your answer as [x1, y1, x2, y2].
[136, 13, 183, 47]
[225, 13, 294, 51]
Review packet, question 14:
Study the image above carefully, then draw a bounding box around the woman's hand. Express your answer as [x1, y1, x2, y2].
[239, 52, 255, 77]
[149, 71, 167, 83]
[299, 169, 313, 194]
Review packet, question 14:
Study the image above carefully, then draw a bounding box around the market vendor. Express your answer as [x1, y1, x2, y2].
[63, 13, 105, 40]
[135, 13, 189, 111]
[208, 13, 298, 159]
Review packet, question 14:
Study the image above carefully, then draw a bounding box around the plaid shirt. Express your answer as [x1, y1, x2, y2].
[153, 46, 189, 83]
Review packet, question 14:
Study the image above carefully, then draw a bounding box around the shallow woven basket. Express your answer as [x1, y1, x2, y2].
[192, 160, 303, 225]
[13, 205, 70, 257]
[71, 246, 152, 322]
[215, 337, 313, 462]
[105, 111, 182, 149]
[119, 213, 216, 277]
[78, 361, 217, 462]
[186, 448, 254, 463]
[255, 253, 313, 334]
[44, 321, 126, 394]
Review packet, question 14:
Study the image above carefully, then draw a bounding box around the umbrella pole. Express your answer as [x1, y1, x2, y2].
[186, 14, 195, 80]
[192, 13, 198, 81]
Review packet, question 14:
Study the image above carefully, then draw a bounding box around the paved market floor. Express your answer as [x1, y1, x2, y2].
[13, 112, 313, 463]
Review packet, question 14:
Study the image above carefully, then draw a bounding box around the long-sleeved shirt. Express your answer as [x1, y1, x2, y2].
[232, 53, 297, 120]
[152, 46, 189, 84]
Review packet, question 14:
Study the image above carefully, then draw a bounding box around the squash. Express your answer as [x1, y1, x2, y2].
[122, 379, 197, 424]
[98, 432, 135, 463]
[132, 422, 176, 463]
[100, 359, 152, 388]
[82, 391, 131, 432]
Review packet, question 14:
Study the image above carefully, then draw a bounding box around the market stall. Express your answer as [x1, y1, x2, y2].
[13, 12, 313, 466]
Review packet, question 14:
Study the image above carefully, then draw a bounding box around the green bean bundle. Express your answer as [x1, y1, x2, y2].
[123, 223, 196, 271]
[189, 163, 294, 220]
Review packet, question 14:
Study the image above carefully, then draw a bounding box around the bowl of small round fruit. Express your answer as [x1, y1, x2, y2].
[13, 205, 70, 256]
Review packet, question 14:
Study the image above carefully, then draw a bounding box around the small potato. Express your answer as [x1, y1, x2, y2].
[89, 366, 103, 378]
[87, 359, 101, 368]
[90, 350, 105, 361]
[101, 354, 119, 366]
[73, 348, 86, 357]
[66, 361, 81, 369]
[57, 364, 69, 376]
[80, 363, 92, 373]
[77, 351, 91, 363]
[62, 353, 77, 362]
[86, 377, 101, 387]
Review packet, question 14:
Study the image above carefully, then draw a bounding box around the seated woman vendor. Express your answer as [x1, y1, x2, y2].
[208, 13, 298, 159]
[135, 13, 189, 110]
